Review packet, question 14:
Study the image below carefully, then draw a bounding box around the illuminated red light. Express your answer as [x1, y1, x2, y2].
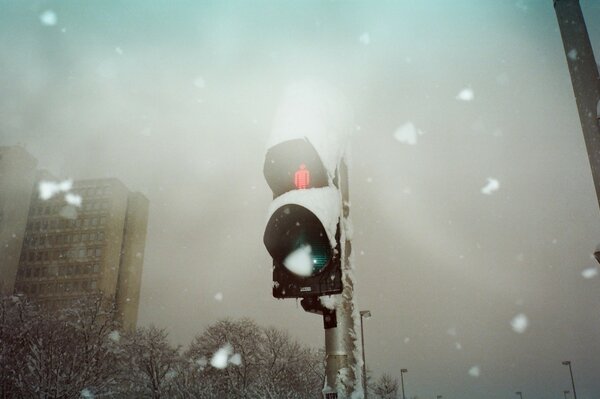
[294, 164, 310, 189]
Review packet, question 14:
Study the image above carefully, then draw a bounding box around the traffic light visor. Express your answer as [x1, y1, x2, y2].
[264, 204, 332, 277]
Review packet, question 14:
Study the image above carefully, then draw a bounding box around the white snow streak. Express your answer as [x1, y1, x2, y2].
[39, 10, 57, 26]
[39, 180, 73, 200]
[65, 193, 82, 207]
[359, 32, 371, 45]
[511, 313, 529, 333]
[581, 267, 598, 279]
[456, 87, 475, 101]
[393, 122, 423, 145]
[210, 344, 241, 369]
[481, 178, 500, 195]
[468, 366, 480, 377]
[283, 245, 313, 277]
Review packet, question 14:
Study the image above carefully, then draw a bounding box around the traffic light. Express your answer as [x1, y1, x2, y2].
[263, 138, 343, 298]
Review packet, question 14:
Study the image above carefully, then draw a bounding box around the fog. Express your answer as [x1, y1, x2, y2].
[1, 1, 600, 398]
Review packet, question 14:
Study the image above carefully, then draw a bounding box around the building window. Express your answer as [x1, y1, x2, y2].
[93, 263, 100, 273]
[95, 248, 102, 257]
[91, 280, 97, 290]
[83, 218, 89, 228]
[79, 249, 86, 258]
[91, 218, 98, 226]
[82, 233, 89, 242]
[98, 232, 104, 241]
[99, 217, 106, 225]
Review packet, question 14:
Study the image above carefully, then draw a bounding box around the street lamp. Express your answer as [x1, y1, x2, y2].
[562, 361, 578, 399]
[360, 310, 372, 399]
[400, 369, 407, 399]
[516, 391, 523, 399]
[563, 390, 570, 399]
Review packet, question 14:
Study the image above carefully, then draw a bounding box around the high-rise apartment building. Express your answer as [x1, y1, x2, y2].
[0, 146, 148, 330]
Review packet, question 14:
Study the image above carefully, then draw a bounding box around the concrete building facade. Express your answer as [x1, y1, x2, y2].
[0, 146, 148, 330]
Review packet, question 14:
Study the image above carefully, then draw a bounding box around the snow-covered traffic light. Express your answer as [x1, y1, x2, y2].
[263, 138, 343, 298]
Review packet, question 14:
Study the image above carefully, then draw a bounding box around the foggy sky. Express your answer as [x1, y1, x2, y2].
[1, 1, 600, 398]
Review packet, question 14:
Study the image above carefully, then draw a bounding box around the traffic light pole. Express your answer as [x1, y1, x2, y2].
[323, 159, 360, 399]
[554, 0, 600, 209]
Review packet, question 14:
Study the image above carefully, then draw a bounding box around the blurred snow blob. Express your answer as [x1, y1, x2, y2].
[39, 180, 72, 200]
[39, 10, 57, 26]
[80, 388, 94, 399]
[455, 342, 462, 350]
[359, 32, 371, 45]
[468, 366, 480, 377]
[568, 49, 578, 61]
[210, 344, 241, 369]
[214, 292, 224, 301]
[60, 205, 78, 220]
[108, 330, 121, 343]
[581, 267, 598, 279]
[511, 313, 529, 333]
[481, 178, 500, 195]
[193, 76, 206, 89]
[456, 87, 474, 101]
[65, 193, 82, 207]
[283, 245, 313, 276]
[394, 122, 423, 145]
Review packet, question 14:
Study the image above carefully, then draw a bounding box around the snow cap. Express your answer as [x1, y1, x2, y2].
[268, 79, 353, 176]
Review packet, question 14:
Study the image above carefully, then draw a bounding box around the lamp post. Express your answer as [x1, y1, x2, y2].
[564, 390, 570, 399]
[562, 361, 578, 399]
[400, 369, 407, 399]
[516, 391, 523, 399]
[360, 310, 372, 399]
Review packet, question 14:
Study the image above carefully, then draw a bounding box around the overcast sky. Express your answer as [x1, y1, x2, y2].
[1, 1, 600, 398]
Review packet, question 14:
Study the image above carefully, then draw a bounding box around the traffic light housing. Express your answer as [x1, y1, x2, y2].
[263, 138, 343, 298]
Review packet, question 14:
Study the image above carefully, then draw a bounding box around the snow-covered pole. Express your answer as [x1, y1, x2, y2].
[323, 158, 360, 399]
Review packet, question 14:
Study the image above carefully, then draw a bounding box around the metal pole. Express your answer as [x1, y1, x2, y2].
[564, 390, 570, 399]
[554, 0, 600, 209]
[360, 314, 367, 399]
[562, 361, 578, 399]
[400, 369, 407, 399]
[323, 159, 358, 399]
[516, 391, 523, 399]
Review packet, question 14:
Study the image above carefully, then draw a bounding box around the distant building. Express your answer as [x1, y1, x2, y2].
[0, 146, 148, 330]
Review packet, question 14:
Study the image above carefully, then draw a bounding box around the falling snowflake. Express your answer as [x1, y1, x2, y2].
[80, 388, 94, 398]
[210, 344, 241, 369]
[193, 76, 206, 89]
[359, 32, 370, 45]
[39, 10, 57, 26]
[481, 178, 500, 195]
[568, 49, 578, 61]
[403, 337, 410, 344]
[511, 313, 529, 333]
[455, 342, 462, 350]
[468, 366, 480, 377]
[108, 330, 121, 343]
[393, 122, 423, 145]
[581, 267, 598, 279]
[456, 87, 474, 101]
[39, 180, 73, 200]
[214, 292, 224, 301]
[65, 193, 82, 207]
[115, 47, 123, 55]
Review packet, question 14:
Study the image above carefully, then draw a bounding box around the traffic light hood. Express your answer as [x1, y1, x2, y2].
[265, 186, 341, 249]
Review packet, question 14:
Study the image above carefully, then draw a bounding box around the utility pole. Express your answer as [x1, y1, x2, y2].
[554, 0, 600, 208]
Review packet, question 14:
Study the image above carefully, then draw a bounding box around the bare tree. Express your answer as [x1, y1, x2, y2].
[372, 373, 399, 399]
[116, 326, 182, 399]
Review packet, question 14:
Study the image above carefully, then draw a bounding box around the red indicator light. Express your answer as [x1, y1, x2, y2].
[294, 164, 310, 189]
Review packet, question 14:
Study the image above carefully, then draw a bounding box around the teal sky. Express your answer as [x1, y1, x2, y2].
[1, 1, 600, 399]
